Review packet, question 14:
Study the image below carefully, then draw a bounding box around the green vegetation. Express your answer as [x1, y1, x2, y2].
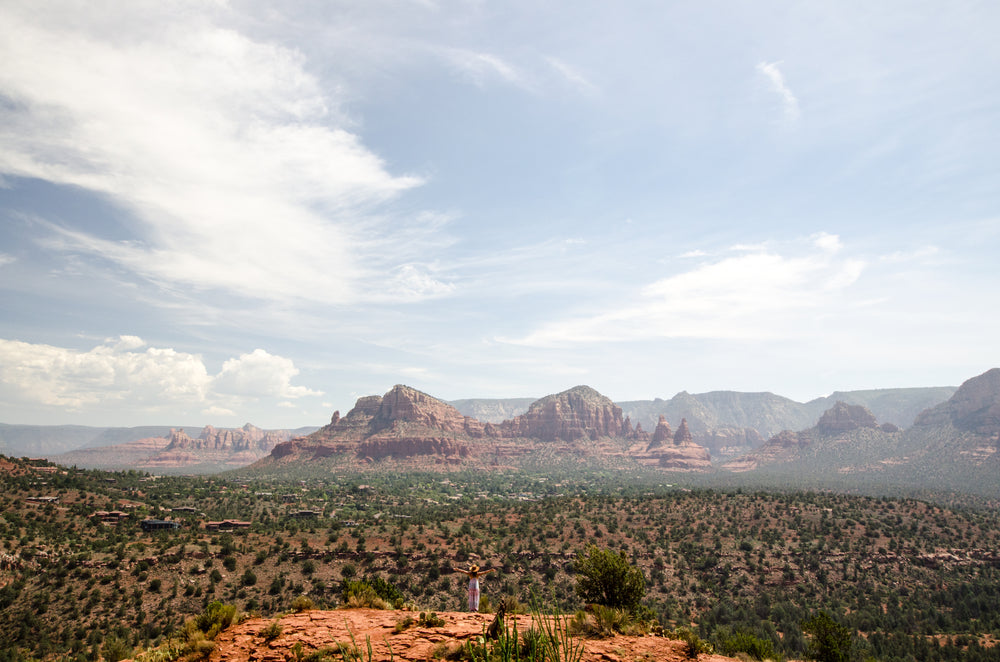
[572, 545, 645, 611]
[802, 611, 853, 662]
[3, 455, 1000, 661]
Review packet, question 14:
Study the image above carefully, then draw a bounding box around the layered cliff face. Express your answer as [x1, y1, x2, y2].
[141, 424, 293, 469]
[913, 368, 1000, 437]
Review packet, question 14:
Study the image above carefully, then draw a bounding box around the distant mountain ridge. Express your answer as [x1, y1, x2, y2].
[452, 385, 956, 460]
[261, 384, 707, 472]
[42, 424, 318, 473]
[719, 370, 1000, 497]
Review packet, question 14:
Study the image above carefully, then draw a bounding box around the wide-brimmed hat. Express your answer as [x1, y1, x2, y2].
[469, 564, 479, 572]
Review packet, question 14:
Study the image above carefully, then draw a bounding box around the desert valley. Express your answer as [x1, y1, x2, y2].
[2, 369, 1000, 662]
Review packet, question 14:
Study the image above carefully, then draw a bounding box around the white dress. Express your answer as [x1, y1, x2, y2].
[467, 576, 480, 611]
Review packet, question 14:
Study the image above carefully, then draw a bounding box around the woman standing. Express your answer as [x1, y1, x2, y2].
[453, 564, 495, 612]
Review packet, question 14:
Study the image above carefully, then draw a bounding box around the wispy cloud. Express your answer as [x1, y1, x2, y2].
[0, 3, 436, 307]
[505, 234, 865, 346]
[544, 56, 600, 96]
[756, 60, 800, 121]
[440, 47, 524, 88]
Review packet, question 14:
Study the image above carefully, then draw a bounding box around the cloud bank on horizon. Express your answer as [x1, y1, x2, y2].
[1, 1, 998, 427]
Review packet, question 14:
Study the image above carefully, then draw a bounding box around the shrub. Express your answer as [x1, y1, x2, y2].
[569, 605, 650, 638]
[342, 582, 391, 610]
[714, 627, 781, 661]
[670, 627, 714, 659]
[573, 545, 645, 611]
[194, 601, 239, 640]
[340, 575, 404, 610]
[291, 595, 315, 612]
[260, 619, 283, 641]
[100, 635, 132, 662]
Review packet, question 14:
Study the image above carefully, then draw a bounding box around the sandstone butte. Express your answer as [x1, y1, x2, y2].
[265, 384, 714, 472]
[201, 608, 741, 662]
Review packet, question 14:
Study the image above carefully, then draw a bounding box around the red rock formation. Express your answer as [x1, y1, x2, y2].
[646, 416, 672, 450]
[816, 402, 879, 434]
[262, 384, 713, 472]
[494, 385, 627, 441]
[271, 385, 486, 463]
[673, 418, 693, 444]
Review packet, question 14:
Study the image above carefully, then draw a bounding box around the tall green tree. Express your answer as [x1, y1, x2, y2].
[802, 611, 852, 662]
[574, 545, 645, 611]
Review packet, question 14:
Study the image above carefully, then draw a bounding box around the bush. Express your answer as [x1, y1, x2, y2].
[340, 575, 404, 609]
[291, 595, 315, 612]
[573, 545, 645, 611]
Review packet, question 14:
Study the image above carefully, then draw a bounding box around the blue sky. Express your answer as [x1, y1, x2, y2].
[1, 0, 998, 428]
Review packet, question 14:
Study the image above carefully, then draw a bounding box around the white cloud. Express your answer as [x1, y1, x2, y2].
[213, 349, 322, 399]
[0, 253, 14, 267]
[0, 337, 320, 416]
[507, 234, 866, 346]
[0, 336, 210, 410]
[756, 61, 800, 121]
[0, 2, 426, 306]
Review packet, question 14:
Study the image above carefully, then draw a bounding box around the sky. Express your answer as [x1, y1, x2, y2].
[1, 0, 998, 429]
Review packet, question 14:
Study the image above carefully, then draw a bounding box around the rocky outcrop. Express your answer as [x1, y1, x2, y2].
[633, 416, 712, 471]
[673, 418, 693, 444]
[207, 609, 733, 662]
[270, 385, 487, 463]
[816, 402, 879, 434]
[646, 416, 672, 450]
[914, 368, 1000, 436]
[494, 386, 629, 441]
